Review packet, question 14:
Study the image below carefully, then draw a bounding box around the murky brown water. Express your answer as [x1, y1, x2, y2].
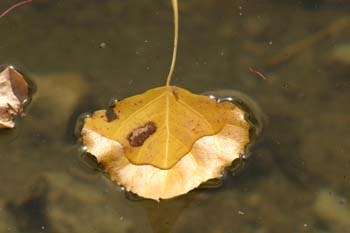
[1, 0, 349, 233]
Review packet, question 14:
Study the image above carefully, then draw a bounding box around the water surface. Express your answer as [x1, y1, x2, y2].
[0, 0, 349, 232]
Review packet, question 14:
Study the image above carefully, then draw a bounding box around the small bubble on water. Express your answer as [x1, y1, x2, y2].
[238, 210, 245, 215]
[217, 96, 233, 103]
[208, 94, 216, 100]
[283, 83, 289, 89]
[339, 198, 347, 205]
[241, 153, 249, 159]
[99, 42, 107, 49]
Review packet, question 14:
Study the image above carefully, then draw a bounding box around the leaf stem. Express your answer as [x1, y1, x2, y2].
[165, 0, 178, 86]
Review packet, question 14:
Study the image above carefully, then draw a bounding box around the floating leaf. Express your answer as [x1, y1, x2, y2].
[0, 67, 28, 128]
[81, 88, 250, 200]
[79, 0, 255, 200]
[83, 86, 246, 169]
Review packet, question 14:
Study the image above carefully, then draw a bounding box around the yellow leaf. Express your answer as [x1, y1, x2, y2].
[82, 104, 249, 200]
[83, 86, 246, 169]
[79, 0, 256, 200]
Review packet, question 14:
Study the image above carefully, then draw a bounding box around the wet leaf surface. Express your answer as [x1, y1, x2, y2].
[0, 67, 28, 128]
[83, 86, 247, 169]
[81, 86, 250, 200]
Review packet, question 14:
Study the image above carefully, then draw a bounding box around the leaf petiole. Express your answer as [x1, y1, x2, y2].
[165, 0, 179, 86]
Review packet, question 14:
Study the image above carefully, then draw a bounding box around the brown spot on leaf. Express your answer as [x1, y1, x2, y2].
[105, 107, 117, 122]
[127, 122, 157, 147]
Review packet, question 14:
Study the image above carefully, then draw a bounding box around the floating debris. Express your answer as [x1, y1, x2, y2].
[0, 67, 29, 128]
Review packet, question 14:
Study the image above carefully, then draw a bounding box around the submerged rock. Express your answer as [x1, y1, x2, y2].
[314, 189, 350, 231]
[30, 73, 89, 137]
[330, 44, 350, 66]
[6, 178, 50, 233]
[327, 43, 350, 80]
[5, 172, 136, 233]
[0, 201, 16, 233]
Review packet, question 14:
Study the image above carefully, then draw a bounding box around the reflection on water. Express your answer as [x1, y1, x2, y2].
[0, 0, 349, 233]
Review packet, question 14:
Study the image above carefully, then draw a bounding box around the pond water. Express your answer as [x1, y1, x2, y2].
[0, 0, 349, 232]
